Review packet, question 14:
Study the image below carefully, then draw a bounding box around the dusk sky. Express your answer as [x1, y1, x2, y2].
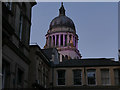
[30, 2, 118, 60]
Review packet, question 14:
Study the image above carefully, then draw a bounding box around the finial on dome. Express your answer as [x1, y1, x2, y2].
[61, 2, 63, 6]
[59, 2, 65, 16]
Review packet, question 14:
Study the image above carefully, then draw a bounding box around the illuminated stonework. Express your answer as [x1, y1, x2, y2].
[44, 3, 82, 61]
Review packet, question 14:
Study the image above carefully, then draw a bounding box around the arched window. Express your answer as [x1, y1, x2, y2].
[65, 55, 68, 60]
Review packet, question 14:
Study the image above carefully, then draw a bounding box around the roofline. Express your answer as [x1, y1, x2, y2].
[55, 65, 120, 68]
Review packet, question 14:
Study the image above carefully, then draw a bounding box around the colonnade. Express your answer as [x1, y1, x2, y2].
[46, 33, 78, 48]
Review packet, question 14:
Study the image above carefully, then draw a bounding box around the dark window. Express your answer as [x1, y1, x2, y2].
[65, 55, 68, 60]
[87, 69, 96, 85]
[53, 35, 55, 46]
[65, 35, 67, 46]
[69, 35, 72, 43]
[101, 69, 110, 85]
[61, 35, 63, 46]
[2, 61, 10, 88]
[114, 69, 120, 85]
[62, 55, 64, 61]
[56, 35, 59, 46]
[57, 70, 65, 85]
[73, 70, 82, 85]
[17, 68, 24, 85]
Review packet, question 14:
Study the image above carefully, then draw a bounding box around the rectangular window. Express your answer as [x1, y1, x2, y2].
[101, 69, 110, 85]
[57, 70, 65, 85]
[2, 61, 10, 88]
[17, 68, 24, 85]
[114, 69, 120, 85]
[87, 69, 96, 85]
[73, 70, 82, 85]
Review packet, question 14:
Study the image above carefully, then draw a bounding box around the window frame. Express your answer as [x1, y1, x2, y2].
[87, 69, 96, 86]
[73, 69, 82, 86]
[114, 69, 120, 85]
[57, 70, 66, 86]
[17, 68, 24, 86]
[101, 69, 110, 85]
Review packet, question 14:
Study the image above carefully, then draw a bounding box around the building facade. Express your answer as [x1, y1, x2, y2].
[53, 59, 120, 88]
[29, 45, 50, 88]
[2, 2, 36, 88]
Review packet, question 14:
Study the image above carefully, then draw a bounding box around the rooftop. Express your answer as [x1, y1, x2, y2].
[55, 58, 120, 67]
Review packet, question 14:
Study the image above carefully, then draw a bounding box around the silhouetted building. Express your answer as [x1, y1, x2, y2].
[2, 2, 36, 88]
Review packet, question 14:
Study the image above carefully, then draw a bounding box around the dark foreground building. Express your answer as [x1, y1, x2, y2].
[2, 2, 36, 88]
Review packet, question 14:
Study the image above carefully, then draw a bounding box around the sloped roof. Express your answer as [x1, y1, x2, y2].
[55, 58, 120, 67]
[42, 48, 56, 60]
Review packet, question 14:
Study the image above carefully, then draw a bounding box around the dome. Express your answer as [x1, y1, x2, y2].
[49, 15, 75, 30]
[49, 3, 76, 31]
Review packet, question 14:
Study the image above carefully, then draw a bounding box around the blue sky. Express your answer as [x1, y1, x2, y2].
[30, 2, 118, 60]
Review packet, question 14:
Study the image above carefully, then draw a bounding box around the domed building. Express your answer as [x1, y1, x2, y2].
[44, 3, 82, 61]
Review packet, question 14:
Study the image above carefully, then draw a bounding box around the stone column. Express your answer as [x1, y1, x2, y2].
[71, 35, 73, 47]
[67, 34, 69, 46]
[51, 35, 53, 47]
[59, 34, 61, 47]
